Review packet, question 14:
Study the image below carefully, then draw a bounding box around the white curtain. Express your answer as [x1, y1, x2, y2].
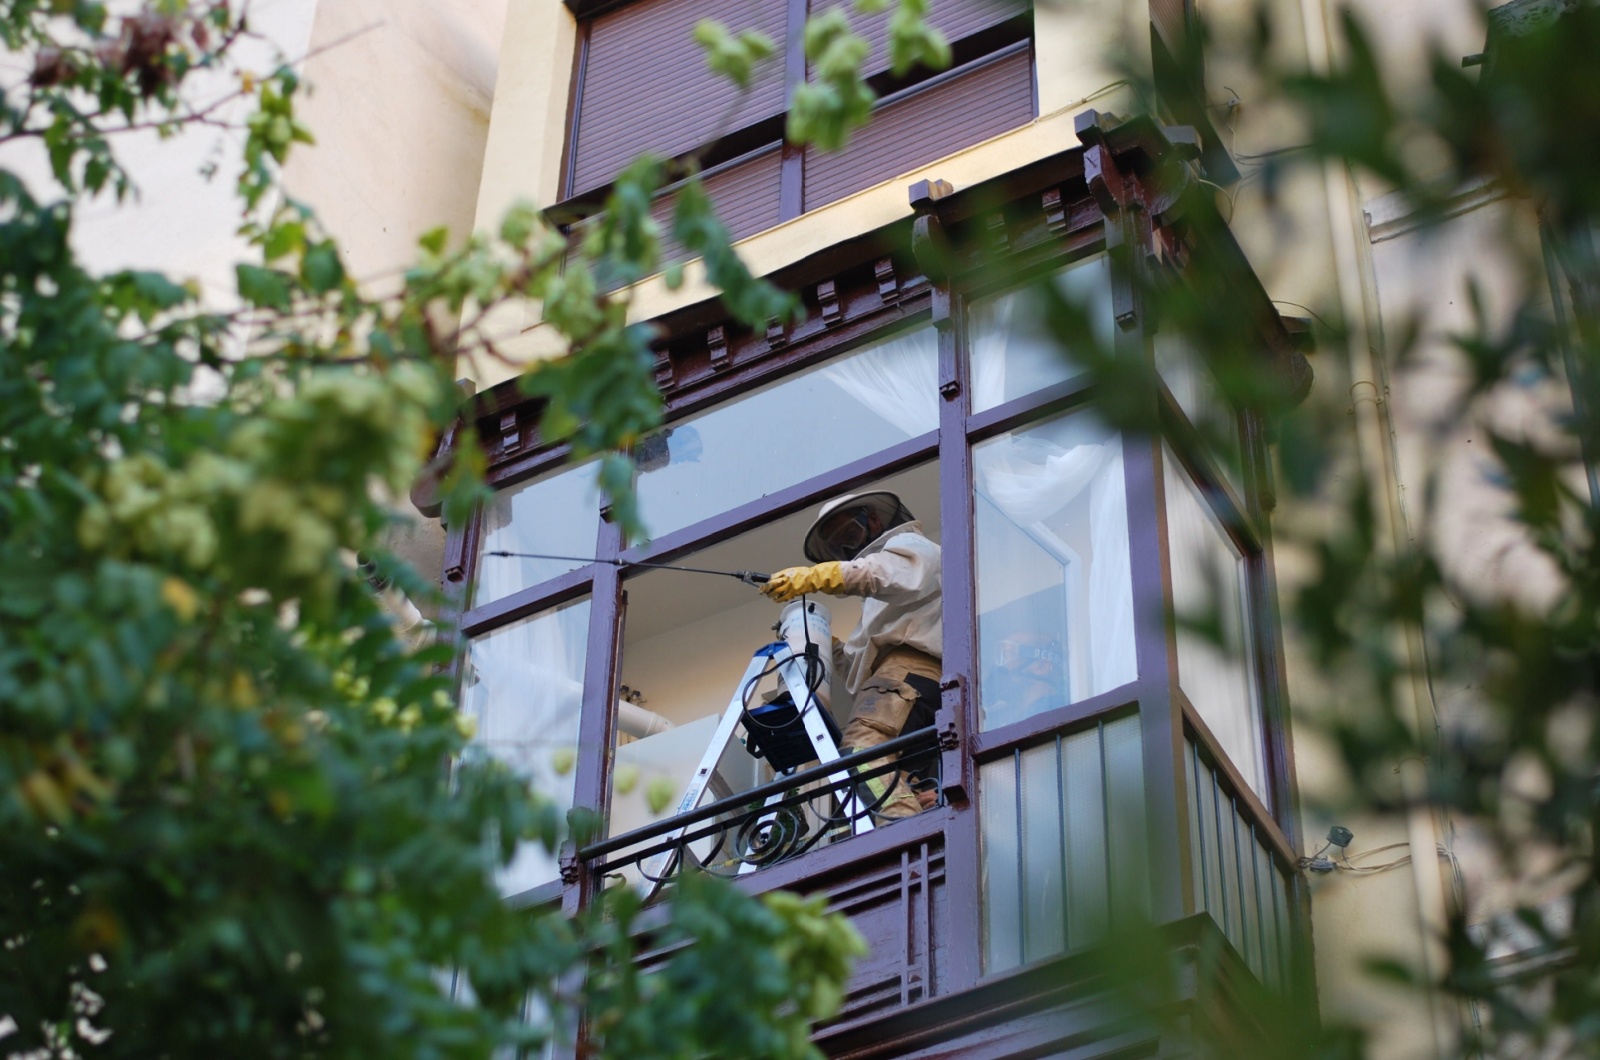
[1087, 450, 1137, 692]
[976, 434, 1137, 699]
[969, 291, 1016, 412]
[464, 600, 591, 896]
[818, 326, 940, 436]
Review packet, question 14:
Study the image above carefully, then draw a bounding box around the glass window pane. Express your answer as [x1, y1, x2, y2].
[1019, 741, 1066, 962]
[1155, 330, 1244, 497]
[1062, 725, 1108, 948]
[459, 598, 592, 896]
[969, 255, 1113, 413]
[1199, 766, 1226, 934]
[1238, 817, 1263, 979]
[1256, 840, 1281, 990]
[1186, 741, 1207, 915]
[1164, 443, 1267, 802]
[1102, 714, 1149, 926]
[476, 461, 602, 607]
[981, 755, 1024, 973]
[635, 327, 938, 540]
[974, 411, 1136, 731]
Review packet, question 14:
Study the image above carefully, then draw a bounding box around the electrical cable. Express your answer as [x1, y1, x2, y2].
[484, 549, 769, 585]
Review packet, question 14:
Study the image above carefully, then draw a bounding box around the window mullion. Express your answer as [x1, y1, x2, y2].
[938, 283, 983, 994]
[779, 0, 806, 218]
[567, 516, 625, 915]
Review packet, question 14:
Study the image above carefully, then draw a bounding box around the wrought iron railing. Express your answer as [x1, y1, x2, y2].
[581, 727, 944, 890]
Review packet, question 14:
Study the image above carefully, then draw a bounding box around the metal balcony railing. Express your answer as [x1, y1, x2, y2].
[581, 728, 943, 890]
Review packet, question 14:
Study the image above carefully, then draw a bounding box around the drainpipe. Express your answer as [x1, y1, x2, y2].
[1297, 0, 1455, 1054]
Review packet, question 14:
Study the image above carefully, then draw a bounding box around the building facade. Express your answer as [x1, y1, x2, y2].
[433, 0, 1571, 1056]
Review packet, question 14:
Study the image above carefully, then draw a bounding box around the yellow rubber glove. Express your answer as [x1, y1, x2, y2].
[761, 562, 845, 603]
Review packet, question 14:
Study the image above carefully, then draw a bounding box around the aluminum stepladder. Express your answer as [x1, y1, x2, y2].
[639, 639, 874, 896]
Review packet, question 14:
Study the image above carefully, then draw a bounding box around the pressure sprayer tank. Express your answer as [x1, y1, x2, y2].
[777, 599, 832, 712]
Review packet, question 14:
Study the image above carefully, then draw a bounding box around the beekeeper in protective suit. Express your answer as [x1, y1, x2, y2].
[761, 491, 940, 819]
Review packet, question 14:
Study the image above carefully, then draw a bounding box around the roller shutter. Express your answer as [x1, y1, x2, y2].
[569, 0, 788, 195]
[804, 43, 1035, 210]
[811, 0, 1028, 80]
[1151, 0, 1188, 53]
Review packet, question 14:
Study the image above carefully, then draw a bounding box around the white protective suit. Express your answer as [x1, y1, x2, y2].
[835, 520, 942, 694]
[831, 520, 942, 819]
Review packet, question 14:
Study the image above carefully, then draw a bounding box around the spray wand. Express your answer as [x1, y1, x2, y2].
[484, 550, 770, 586]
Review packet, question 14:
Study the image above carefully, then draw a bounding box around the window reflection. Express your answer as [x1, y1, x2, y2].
[973, 411, 1136, 731]
[634, 327, 938, 540]
[476, 460, 602, 607]
[459, 598, 592, 896]
[1154, 331, 1244, 498]
[1163, 445, 1265, 803]
[969, 255, 1113, 413]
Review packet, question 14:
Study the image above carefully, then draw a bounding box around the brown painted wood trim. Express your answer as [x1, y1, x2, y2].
[732, 807, 951, 898]
[1158, 387, 1263, 555]
[569, 519, 624, 899]
[815, 913, 1234, 1058]
[483, 439, 577, 492]
[1177, 692, 1298, 873]
[460, 566, 596, 638]
[935, 279, 984, 995]
[1245, 408, 1302, 853]
[962, 371, 1098, 443]
[658, 301, 934, 420]
[1125, 433, 1189, 926]
[967, 685, 1140, 758]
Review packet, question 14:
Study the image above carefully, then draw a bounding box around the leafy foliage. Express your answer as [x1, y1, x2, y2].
[0, 1, 891, 1056]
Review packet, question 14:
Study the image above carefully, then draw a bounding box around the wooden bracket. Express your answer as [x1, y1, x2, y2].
[875, 257, 900, 305]
[1107, 215, 1139, 332]
[817, 280, 842, 326]
[765, 315, 789, 349]
[442, 501, 476, 586]
[1043, 187, 1067, 236]
[907, 177, 954, 212]
[707, 324, 731, 371]
[498, 411, 520, 456]
[653, 348, 675, 389]
[1077, 109, 1132, 216]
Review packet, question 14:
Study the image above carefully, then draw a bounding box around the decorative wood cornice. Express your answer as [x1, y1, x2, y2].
[453, 115, 1313, 486]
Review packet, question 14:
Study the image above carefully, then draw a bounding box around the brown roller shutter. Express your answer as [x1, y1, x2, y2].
[803, 44, 1034, 210]
[654, 148, 784, 263]
[1150, 0, 1188, 53]
[570, 0, 787, 195]
[812, 0, 1027, 80]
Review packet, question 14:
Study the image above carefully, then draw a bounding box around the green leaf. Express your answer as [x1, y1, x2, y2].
[262, 220, 305, 262]
[235, 264, 293, 309]
[301, 241, 344, 294]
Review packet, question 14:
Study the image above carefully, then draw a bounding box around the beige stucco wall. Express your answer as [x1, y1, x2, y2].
[2, 0, 509, 586]
[0, 0, 319, 304]
[1213, 1, 1569, 1055]
[284, 0, 507, 286]
[281, 0, 509, 582]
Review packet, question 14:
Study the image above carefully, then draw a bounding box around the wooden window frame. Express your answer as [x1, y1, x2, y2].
[443, 121, 1316, 1023]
